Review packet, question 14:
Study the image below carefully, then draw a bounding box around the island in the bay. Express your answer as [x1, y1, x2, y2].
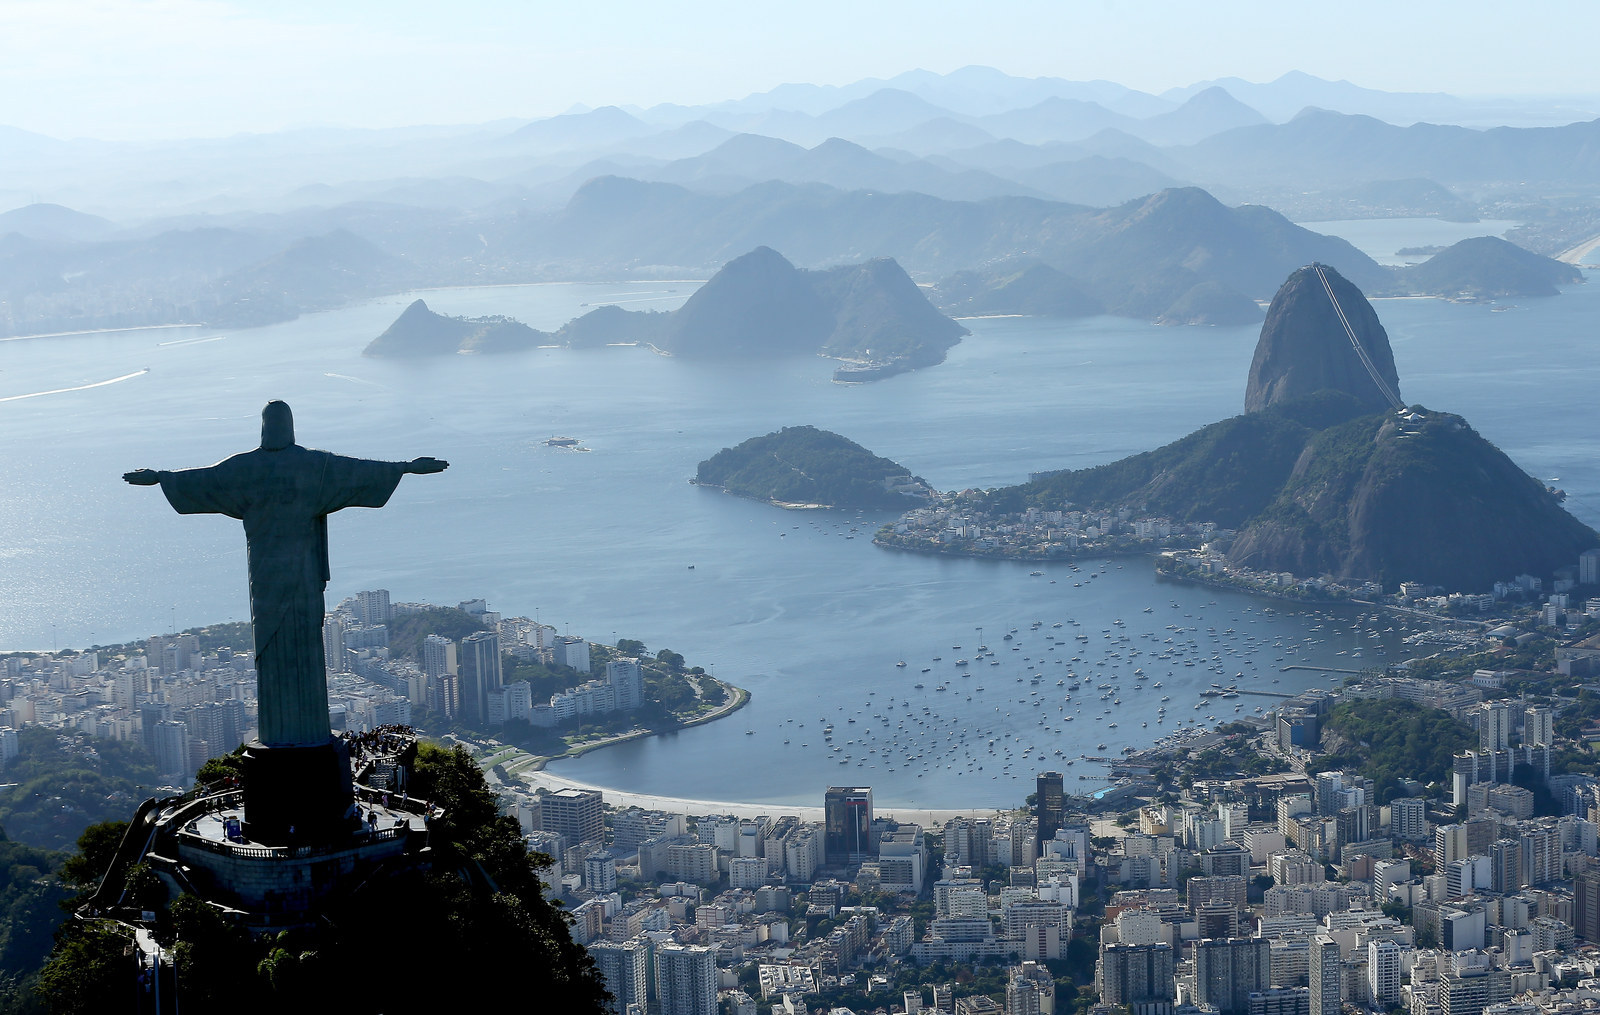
[881, 263, 1598, 593]
[365, 246, 968, 381]
[695, 425, 935, 509]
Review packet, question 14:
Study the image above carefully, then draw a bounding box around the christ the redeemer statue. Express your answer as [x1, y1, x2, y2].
[126, 400, 446, 841]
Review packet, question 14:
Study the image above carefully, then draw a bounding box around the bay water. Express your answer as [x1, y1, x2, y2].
[0, 226, 1594, 808]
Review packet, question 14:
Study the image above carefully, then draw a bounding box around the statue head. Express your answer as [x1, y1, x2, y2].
[260, 400, 295, 450]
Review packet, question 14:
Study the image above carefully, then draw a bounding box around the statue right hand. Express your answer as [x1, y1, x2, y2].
[123, 469, 161, 486]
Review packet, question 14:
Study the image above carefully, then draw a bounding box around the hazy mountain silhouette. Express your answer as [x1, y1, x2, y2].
[1173, 108, 1600, 186]
[0, 203, 114, 243]
[1131, 86, 1269, 146]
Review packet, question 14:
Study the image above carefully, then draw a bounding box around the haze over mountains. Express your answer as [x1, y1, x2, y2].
[1, 66, 1593, 339]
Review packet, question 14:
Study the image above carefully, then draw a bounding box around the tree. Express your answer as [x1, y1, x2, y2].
[57, 821, 127, 901]
[37, 742, 613, 1015]
[35, 922, 133, 1015]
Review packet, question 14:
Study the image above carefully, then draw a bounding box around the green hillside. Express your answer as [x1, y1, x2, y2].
[696, 426, 932, 509]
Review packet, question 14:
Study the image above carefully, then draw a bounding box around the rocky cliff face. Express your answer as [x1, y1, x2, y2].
[1244, 265, 1401, 413]
[1229, 409, 1598, 590]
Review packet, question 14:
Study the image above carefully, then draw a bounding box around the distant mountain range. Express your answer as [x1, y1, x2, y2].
[4, 66, 1595, 337]
[3, 172, 1578, 339]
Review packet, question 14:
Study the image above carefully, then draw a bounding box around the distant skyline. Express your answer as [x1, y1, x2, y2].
[3, 0, 1599, 140]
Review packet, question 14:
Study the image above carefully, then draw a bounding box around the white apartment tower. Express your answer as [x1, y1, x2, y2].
[422, 634, 458, 680]
[606, 657, 644, 711]
[353, 588, 392, 627]
[1368, 938, 1401, 1007]
[655, 944, 717, 1015]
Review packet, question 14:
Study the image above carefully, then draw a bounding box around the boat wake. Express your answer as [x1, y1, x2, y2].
[0, 368, 150, 403]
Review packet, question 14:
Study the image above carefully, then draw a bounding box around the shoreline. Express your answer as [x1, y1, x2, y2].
[506, 675, 751, 772]
[517, 766, 1020, 825]
[504, 676, 1018, 823]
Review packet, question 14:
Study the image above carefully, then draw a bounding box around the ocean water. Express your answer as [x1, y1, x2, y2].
[0, 241, 1594, 808]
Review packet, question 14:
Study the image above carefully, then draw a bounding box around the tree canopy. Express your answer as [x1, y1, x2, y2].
[36, 741, 610, 1015]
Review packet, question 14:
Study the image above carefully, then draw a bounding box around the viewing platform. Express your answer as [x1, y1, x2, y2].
[86, 727, 441, 931]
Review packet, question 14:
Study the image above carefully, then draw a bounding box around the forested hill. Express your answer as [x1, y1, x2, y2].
[695, 426, 933, 509]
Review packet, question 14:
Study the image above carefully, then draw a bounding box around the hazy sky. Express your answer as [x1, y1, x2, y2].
[4, 0, 1598, 139]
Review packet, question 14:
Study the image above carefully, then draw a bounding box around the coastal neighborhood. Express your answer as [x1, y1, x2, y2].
[10, 558, 1600, 1014]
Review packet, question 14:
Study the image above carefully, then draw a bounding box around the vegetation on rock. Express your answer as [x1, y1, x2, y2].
[697, 425, 932, 508]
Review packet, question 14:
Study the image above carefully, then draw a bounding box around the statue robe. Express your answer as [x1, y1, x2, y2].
[158, 445, 406, 748]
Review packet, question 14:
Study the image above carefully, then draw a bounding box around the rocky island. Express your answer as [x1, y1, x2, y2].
[695, 426, 934, 509]
[365, 247, 968, 381]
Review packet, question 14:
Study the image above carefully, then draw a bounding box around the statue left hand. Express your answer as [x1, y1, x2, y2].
[408, 457, 449, 474]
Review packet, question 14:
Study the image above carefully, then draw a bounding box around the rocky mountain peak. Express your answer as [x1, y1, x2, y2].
[1244, 263, 1401, 413]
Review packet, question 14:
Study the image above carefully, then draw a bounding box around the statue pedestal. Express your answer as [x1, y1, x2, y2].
[242, 739, 354, 844]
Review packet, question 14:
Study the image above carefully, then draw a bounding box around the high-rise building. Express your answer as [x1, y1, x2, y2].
[605, 657, 644, 712]
[1309, 935, 1341, 1015]
[1035, 772, 1064, 857]
[1580, 548, 1600, 586]
[1006, 963, 1054, 1015]
[824, 786, 873, 865]
[422, 634, 457, 680]
[1524, 705, 1554, 747]
[655, 944, 717, 1015]
[540, 788, 604, 848]
[1490, 838, 1523, 893]
[1389, 796, 1428, 841]
[1479, 701, 1512, 751]
[1439, 955, 1510, 1015]
[1367, 939, 1401, 1007]
[458, 630, 503, 725]
[154, 720, 192, 780]
[584, 852, 618, 893]
[1575, 870, 1600, 943]
[1096, 941, 1175, 1009]
[1193, 937, 1270, 1015]
[588, 939, 649, 1015]
[353, 589, 392, 627]
[552, 635, 590, 673]
[433, 673, 459, 718]
[322, 614, 348, 673]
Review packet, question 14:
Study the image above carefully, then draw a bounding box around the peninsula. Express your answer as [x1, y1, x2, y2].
[363, 298, 543, 356]
[881, 264, 1599, 593]
[695, 425, 934, 509]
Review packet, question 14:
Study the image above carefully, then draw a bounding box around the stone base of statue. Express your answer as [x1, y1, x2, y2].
[84, 731, 438, 931]
[241, 739, 355, 845]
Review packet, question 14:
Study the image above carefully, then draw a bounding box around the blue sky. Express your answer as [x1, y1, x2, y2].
[3, 0, 1597, 139]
